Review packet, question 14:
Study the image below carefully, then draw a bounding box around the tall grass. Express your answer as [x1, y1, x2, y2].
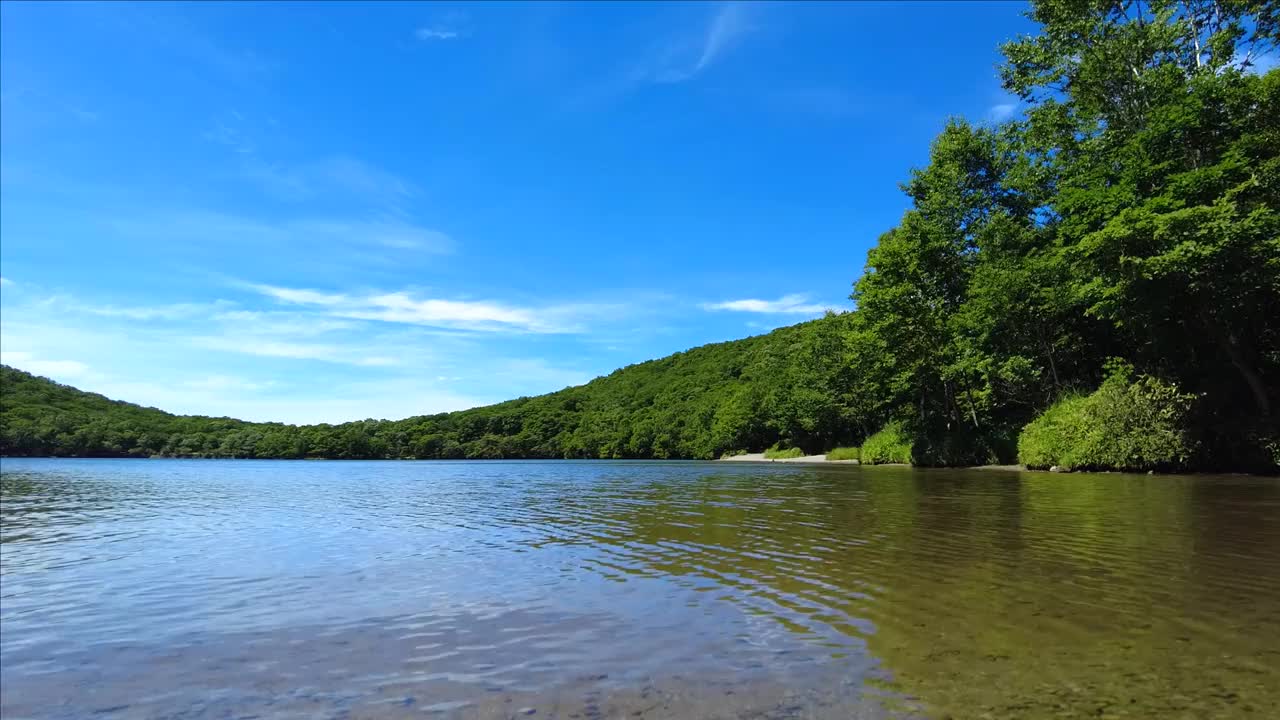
[764, 446, 805, 459]
[860, 421, 913, 464]
[825, 446, 861, 461]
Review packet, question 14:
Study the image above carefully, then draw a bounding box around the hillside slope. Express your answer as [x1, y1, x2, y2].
[0, 313, 857, 460]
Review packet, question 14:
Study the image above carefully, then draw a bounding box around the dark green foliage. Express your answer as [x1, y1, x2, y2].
[1019, 369, 1197, 472]
[843, 0, 1277, 472]
[910, 427, 1018, 468]
[858, 422, 913, 465]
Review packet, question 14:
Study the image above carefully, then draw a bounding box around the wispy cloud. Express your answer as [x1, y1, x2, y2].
[246, 283, 603, 334]
[690, 2, 752, 77]
[82, 301, 232, 321]
[0, 350, 91, 378]
[78, 374, 492, 425]
[988, 103, 1016, 122]
[629, 1, 757, 87]
[0, 284, 639, 422]
[0, 84, 101, 137]
[702, 294, 830, 314]
[416, 27, 461, 41]
[191, 336, 399, 367]
[109, 211, 455, 254]
[240, 155, 419, 207]
[0, 277, 12, 287]
[203, 120, 256, 154]
[209, 310, 355, 337]
[203, 111, 419, 214]
[9, 293, 234, 323]
[415, 10, 469, 42]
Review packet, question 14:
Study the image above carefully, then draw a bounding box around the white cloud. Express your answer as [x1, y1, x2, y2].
[988, 103, 1016, 122]
[248, 284, 348, 306]
[416, 27, 460, 40]
[190, 336, 400, 367]
[0, 287, 614, 423]
[246, 283, 602, 334]
[0, 350, 90, 378]
[343, 292, 541, 329]
[702, 294, 830, 314]
[0, 277, 12, 286]
[211, 310, 354, 336]
[86, 376, 493, 425]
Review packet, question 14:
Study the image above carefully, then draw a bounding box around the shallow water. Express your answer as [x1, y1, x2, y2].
[1, 459, 1277, 719]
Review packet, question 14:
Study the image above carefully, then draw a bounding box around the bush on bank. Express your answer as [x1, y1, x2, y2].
[859, 422, 913, 465]
[1019, 369, 1196, 472]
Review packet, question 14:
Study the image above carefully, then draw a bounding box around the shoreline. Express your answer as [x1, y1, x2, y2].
[718, 452, 866, 465]
[717, 453, 1026, 472]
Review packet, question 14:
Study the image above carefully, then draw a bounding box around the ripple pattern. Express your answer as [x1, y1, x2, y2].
[2, 458, 1278, 719]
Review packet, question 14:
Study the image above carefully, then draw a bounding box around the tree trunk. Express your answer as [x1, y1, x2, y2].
[1038, 325, 1061, 390]
[964, 384, 982, 430]
[1223, 333, 1271, 416]
[1201, 309, 1271, 416]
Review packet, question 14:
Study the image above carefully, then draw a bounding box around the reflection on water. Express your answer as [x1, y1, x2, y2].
[1, 459, 1278, 719]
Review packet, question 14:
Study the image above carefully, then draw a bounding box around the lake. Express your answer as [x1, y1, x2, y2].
[1, 459, 1277, 719]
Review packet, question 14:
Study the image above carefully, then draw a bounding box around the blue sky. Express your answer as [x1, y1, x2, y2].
[1, 1, 1037, 424]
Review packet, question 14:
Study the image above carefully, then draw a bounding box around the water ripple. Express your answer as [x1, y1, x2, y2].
[2, 458, 1278, 719]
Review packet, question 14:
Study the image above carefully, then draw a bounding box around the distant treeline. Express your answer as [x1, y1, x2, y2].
[2, 1, 1277, 472]
[0, 315, 859, 462]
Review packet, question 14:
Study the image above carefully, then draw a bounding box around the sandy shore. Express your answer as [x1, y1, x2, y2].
[718, 452, 863, 464]
[717, 453, 1027, 471]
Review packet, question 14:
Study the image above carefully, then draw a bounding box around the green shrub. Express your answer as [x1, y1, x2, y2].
[860, 422, 913, 464]
[1019, 370, 1196, 472]
[719, 449, 749, 459]
[825, 446, 861, 461]
[1018, 394, 1091, 469]
[764, 445, 805, 459]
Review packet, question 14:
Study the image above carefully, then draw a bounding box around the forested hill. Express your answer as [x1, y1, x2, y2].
[0, 313, 861, 461]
